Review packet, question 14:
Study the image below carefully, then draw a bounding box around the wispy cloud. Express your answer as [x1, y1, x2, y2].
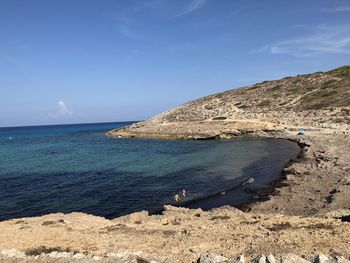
[49, 100, 73, 118]
[108, 11, 153, 41]
[323, 5, 350, 12]
[257, 24, 350, 57]
[58, 100, 72, 115]
[2, 55, 29, 77]
[124, 49, 140, 61]
[111, 14, 138, 40]
[174, 0, 207, 17]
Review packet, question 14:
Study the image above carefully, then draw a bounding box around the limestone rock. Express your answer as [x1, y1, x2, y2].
[254, 255, 267, 263]
[281, 253, 311, 263]
[198, 252, 229, 263]
[0, 249, 25, 258]
[267, 254, 276, 263]
[228, 254, 245, 263]
[315, 254, 330, 263]
[335, 256, 350, 263]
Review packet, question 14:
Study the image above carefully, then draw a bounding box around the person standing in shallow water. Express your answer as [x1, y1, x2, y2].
[182, 189, 186, 199]
[174, 194, 180, 206]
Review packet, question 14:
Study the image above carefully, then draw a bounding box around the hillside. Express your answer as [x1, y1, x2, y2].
[108, 65, 350, 139]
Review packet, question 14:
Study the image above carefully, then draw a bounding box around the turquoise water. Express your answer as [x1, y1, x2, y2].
[0, 122, 300, 220]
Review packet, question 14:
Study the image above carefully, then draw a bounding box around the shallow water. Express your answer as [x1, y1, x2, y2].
[0, 122, 299, 220]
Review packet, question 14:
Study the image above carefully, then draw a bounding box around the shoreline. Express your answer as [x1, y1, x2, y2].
[107, 123, 350, 216]
[238, 135, 308, 212]
[2, 66, 350, 262]
[1, 126, 349, 262]
[181, 137, 302, 212]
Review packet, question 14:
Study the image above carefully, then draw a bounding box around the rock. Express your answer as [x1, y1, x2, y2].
[267, 254, 276, 263]
[115, 210, 149, 224]
[198, 252, 228, 263]
[228, 255, 245, 263]
[56, 251, 70, 258]
[254, 255, 266, 263]
[315, 254, 329, 263]
[281, 253, 311, 263]
[335, 256, 350, 263]
[341, 166, 350, 171]
[73, 253, 86, 259]
[1, 249, 25, 258]
[48, 251, 59, 258]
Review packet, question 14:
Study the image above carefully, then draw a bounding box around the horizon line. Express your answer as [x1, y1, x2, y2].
[0, 120, 142, 129]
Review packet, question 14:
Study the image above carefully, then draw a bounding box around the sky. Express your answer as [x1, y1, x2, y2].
[1, 0, 350, 127]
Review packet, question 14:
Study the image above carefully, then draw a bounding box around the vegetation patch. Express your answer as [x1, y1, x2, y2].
[137, 258, 151, 263]
[210, 215, 231, 220]
[212, 116, 227, 120]
[258, 100, 271, 107]
[248, 85, 261, 90]
[302, 89, 343, 110]
[267, 222, 293, 231]
[204, 105, 213, 110]
[25, 246, 77, 256]
[328, 65, 350, 77]
[339, 215, 350, 222]
[41, 220, 56, 226]
[303, 223, 334, 230]
[163, 230, 176, 236]
[270, 84, 282, 91]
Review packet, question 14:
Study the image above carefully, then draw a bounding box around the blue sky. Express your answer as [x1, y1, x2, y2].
[1, 0, 350, 127]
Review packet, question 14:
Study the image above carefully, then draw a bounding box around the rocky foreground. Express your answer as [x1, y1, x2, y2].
[1, 66, 350, 262]
[0, 206, 350, 262]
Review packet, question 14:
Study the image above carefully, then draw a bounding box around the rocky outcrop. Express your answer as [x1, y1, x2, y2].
[0, 206, 350, 262]
[1, 250, 350, 263]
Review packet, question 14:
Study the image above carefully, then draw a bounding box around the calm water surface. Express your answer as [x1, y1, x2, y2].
[0, 122, 300, 220]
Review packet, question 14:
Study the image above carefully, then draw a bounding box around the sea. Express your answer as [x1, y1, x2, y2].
[0, 122, 300, 221]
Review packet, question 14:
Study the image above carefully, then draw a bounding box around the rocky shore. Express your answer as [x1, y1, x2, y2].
[1, 66, 349, 262]
[0, 206, 350, 262]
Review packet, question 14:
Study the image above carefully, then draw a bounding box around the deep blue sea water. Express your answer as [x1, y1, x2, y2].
[0, 122, 300, 220]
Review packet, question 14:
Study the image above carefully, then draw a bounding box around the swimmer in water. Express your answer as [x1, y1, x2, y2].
[182, 189, 186, 198]
[242, 177, 254, 185]
[174, 194, 180, 206]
